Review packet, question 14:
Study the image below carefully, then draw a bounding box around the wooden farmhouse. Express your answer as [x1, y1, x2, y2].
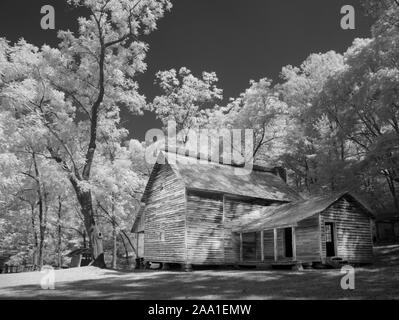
[132, 149, 374, 269]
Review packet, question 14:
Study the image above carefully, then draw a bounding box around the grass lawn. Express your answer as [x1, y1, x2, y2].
[0, 245, 398, 299]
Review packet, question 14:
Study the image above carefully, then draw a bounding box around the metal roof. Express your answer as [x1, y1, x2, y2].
[156, 150, 301, 202]
[232, 192, 374, 232]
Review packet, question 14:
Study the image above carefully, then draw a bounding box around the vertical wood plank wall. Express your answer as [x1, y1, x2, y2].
[241, 232, 263, 261]
[144, 164, 186, 263]
[277, 229, 285, 258]
[224, 197, 272, 264]
[186, 191, 224, 264]
[295, 216, 321, 262]
[263, 230, 275, 260]
[320, 197, 373, 263]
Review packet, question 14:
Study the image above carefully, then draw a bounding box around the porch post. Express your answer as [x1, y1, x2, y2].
[273, 228, 278, 262]
[292, 227, 297, 261]
[260, 230, 264, 262]
[240, 233, 243, 262]
[136, 234, 139, 257]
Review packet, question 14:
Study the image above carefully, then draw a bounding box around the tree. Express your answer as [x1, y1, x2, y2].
[320, 33, 399, 211]
[210, 78, 289, 163]
[0, 0, 172, 267]
[151, 67, 222, 143]
[91, 122, 145, 268]
[362, 0, 398, 18]
[278, 51, 346, 193]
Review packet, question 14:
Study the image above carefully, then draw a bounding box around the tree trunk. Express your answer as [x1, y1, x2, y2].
[304, 159, 311, 193]
[33, 152, 46, 270]
[57, 196, 62, 269]
[112, 224, 117, 269]
[81, 191, 105, 268]
[82, 230, 87, 248]
[121, 230, 137, 256]
[70, 181, 106, 268]
[30, 205, 39, 267]
[119, 233, 130, 267]
[88, 221, 105, 268]
[111, 196, 117, 269]
[57, 227, 62, 268]
[38, 232, 44, 269]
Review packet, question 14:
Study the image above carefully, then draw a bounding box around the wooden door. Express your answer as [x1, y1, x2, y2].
[325, 222, 336, 257]
[284, 228, 293, 258]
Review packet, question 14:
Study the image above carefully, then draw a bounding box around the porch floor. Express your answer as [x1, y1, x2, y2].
[238, 258, 300, 267]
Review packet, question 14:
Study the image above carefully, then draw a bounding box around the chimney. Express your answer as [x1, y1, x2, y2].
[273, 166, 287, 183]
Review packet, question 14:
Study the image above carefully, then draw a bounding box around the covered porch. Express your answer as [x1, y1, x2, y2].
[236, 225, 299, 266]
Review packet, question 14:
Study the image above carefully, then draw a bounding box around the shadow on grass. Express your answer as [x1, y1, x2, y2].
[1, 266, 398, 300]
[1, 245, 399, 300]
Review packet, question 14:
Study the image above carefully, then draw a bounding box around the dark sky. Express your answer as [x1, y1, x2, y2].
[0, 0, 374, 140]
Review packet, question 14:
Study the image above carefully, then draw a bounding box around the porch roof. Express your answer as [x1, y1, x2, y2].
[232, 191, 374, 233]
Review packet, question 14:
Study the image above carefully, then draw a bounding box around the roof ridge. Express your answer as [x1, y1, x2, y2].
[161, 145, 280, 174]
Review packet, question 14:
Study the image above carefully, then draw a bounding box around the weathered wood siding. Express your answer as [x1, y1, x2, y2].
[277, 229, 285, 259]
[320, 197, 373, 263]
[144, 164, 186, 263]
[263, 230, 274, 260]
[242, 232, 262, 261]
[295, 216, 321, 262]
[224, 197, 272, 263]
[186, 191, 224, 264]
